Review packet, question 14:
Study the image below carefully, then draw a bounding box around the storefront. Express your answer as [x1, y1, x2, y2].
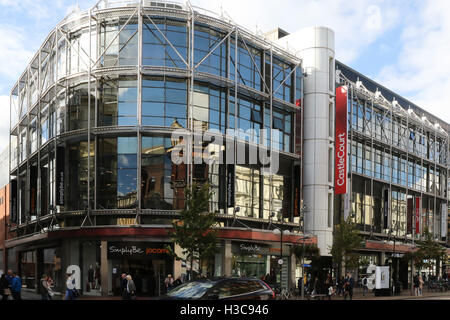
[106, 242, 174, 297]
[230, 242, 291, 290]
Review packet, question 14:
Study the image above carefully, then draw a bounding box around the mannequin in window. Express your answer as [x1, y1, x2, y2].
[88, 265, 95, 291]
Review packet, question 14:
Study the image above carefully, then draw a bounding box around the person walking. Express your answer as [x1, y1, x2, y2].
[343, 272, 354, 300]
[40, 274, 51, 300]
[120, 273, 128, 300]
[126, 275, 137, 300]
[413, 275, 420, 296]
[361, 275, 368, 296]
[1, 274, 11, 301]
[418, 275, 424, 296]
[10, 272, 22, 300]
[325, 274, 333, 300]
[164, 274, 174, 293]
[336, 276, 343, 296]
[65, 272, 77, 300]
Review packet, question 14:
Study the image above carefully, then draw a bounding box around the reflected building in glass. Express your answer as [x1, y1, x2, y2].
[5, 1, 308, 296]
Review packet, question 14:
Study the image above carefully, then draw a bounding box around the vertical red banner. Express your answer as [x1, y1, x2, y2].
[335, 86, 348, 195]
[415, 197, 421, 234]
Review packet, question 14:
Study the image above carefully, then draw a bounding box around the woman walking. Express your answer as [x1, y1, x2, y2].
[40, 274, 51, 300]
[419, 275, 424, 296]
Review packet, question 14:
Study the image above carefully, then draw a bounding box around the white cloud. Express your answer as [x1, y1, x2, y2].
[0, 95, 10, 150]
[0, 25, 35, 83]
[376, 0, 450, 123]
[191, 0, 401, 64]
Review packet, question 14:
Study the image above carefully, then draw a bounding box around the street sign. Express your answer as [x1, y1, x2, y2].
[278, 259, 284, 265]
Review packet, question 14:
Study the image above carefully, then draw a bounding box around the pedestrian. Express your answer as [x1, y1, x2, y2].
[1, 274, 11, 301]
[5, 270, 13, 287]
[164, 274, 174, 293]
[126, 275, 136, 300]
[325, 274, 333, 300]
[10, 272, 22, 300]
[65, 272, 77, 300]
[343, 272, 354, 300]
[120, 273, 128, 300]
[298, 277, 302, 296]
[312, 276, 319, 296]
[418, 275, 424, 296]
[413, 274, 420, 296]
[173, 276, 182, 288]
[361, 275, 368, 296]
[40, 274, 51, 300]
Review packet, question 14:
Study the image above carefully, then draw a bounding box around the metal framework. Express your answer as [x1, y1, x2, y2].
[337, 70, 449, 245]
[8, 0, 303, 238]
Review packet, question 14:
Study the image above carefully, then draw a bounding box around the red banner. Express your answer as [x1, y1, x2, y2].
[415, 197, 421, 234]
[335, 86, 348, 195]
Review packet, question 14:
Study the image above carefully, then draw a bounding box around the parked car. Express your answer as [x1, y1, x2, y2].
[162, 278, 275, 300]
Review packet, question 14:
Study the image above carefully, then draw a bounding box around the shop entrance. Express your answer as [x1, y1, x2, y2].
[111, 259, 169, 297]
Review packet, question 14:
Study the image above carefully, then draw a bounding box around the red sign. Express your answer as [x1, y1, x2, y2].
[335, 86, 348, 195]
[415, 197, 421, 234]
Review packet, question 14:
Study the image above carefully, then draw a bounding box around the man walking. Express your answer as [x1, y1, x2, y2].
[343, 272, 354, 300]
[120, 273, 128, 300]
[10, 272, 22, 300]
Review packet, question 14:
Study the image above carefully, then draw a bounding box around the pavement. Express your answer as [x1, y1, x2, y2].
[8, 287, 450, 301]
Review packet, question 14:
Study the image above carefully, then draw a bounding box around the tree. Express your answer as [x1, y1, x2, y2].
[410, 230, 447, 275]
[166, 183, 218, 280]
[293, 243, 320, 261]
[329, 216, 364, 277]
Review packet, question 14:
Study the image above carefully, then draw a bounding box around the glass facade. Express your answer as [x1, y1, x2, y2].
[9, 8, 302, 231]
[347, 88, 448, 238]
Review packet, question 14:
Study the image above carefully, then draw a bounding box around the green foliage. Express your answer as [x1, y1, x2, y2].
[329, 216, 364, 272]
[404, 230, 447, 271]
[166, 183, 218, 277]
[293, 243, 321, 261]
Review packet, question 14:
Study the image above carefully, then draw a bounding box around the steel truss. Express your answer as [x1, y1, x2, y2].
[338, 71, 449, 244]
[8, 0, 302, 238]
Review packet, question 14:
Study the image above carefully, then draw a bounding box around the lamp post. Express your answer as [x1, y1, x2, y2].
[273, 228, 290, 292]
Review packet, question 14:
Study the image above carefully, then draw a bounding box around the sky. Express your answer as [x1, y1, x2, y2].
[0, 0, 449, 149]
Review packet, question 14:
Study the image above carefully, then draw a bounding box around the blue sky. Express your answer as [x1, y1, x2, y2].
[1, 0, 449, 148]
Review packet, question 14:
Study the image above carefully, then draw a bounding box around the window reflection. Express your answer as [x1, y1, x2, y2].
[141, 136, 176, 210]
[142, 76, 187, 127]
[99, 76, 137, 126]
[98, 137, 137, 209]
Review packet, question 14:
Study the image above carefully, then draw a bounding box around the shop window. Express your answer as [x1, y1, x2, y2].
[20, 251, 36, 289]
[81, 242, 101, 296]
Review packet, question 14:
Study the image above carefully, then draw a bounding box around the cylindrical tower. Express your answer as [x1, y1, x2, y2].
[278, 26, 335, 256]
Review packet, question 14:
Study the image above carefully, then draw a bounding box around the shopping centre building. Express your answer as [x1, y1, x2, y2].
[0, 0, 448, 296]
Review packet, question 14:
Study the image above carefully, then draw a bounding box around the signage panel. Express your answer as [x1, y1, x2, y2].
[227, 164, 235, 208]
[442, 203, 447, 238]
[107, 242, 172, 260]
[375, 266, 390, 289]
[415, 197, 421, 235]
[335, 86, 348, 195]
[56, 146, 65, 206]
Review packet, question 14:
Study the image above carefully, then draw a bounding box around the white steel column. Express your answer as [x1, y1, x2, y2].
[277, 27, 335, 255]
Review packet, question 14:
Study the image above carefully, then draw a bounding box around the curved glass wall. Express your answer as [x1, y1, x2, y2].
[9, 7, 305, 230]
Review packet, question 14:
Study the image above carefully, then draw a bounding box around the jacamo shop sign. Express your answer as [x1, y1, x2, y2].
[107, 242, 172, 260]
